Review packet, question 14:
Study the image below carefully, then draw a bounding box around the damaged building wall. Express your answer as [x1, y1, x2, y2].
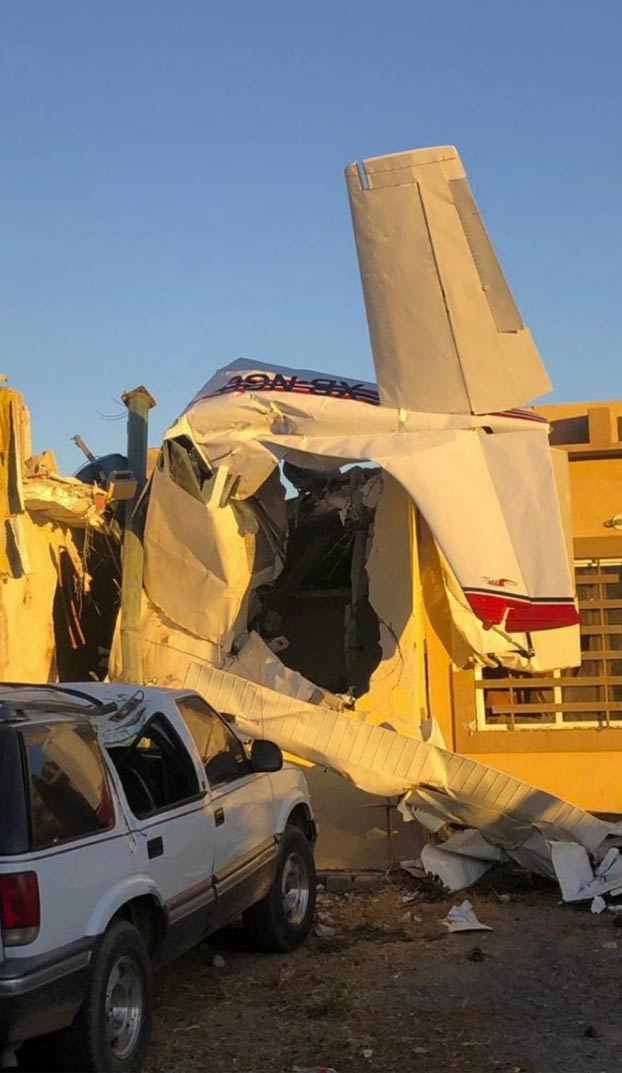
[1, 512, 70, 681]
[0, 384, 118, 684]
[109, 444, 424, 866]
[427, 401, 622, 813]
[354, 474, 424, 736]
[112, 362, 584, 867]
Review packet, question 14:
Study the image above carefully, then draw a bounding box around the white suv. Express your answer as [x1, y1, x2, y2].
[0, 683, 317, 1072]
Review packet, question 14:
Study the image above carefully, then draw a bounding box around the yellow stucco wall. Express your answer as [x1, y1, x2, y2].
[316, 400, 622, 862]
[426, 400, 622, 813]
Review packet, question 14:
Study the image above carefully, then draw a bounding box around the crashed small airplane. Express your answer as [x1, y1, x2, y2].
[103, 146, 619, 893]
[2, 146, 618, 895]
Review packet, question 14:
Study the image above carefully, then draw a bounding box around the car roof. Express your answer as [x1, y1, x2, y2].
[0, 682, 197, 730]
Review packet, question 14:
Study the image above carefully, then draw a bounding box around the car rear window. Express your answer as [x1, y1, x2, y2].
[21, 722, 115, 850]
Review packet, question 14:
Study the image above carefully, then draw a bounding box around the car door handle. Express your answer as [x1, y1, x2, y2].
[147, 836, 164, 859]
[215, 807, 225, 827]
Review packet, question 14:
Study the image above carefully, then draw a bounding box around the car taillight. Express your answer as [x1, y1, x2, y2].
[0, 872, 40, 946]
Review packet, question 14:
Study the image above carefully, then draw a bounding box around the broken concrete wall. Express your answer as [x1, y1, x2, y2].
[0, 385, 116, 683]
[354, 474, 423, 736]
[1, 512, 66, 680]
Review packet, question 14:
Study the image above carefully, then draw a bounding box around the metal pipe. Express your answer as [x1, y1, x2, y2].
[119, 385, 156, 684]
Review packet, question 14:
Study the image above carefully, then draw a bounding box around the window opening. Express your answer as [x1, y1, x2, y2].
[107, 714, 200, 817]
[475, 558, 622, 729]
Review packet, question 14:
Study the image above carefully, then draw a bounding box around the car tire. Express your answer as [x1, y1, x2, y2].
[243, 825, 316, 952]
[52, 920, 152, 1073]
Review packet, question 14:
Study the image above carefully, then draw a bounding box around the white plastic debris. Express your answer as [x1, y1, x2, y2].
[550, 842, 622, 903]
[212, 954, 226, 968]
[591, 896, 607, 914]
[441, 900, 492, 933]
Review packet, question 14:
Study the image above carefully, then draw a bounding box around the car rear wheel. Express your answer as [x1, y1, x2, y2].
[53, 921, 152, 1072]
[243, 826, 316, 952]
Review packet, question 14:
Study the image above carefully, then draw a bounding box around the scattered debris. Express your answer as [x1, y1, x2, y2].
[551, 843, 622, 903]
[349, 923, 412, 944]
[591, 896, 607, 914]
[324, 873, 352, 895]
[211, 955, 226, 968]
[146, 880, 622, 1073]
[441, 900, 493, 933]
[314, 923, 337, 939]
[420, 829, 501, 891]
[400, 860, 427, 881]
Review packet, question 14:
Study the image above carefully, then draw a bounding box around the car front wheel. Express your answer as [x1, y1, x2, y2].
[243, 825, 316, 952]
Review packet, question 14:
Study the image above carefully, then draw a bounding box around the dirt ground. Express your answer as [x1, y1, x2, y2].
[144, 870, 622, 1073]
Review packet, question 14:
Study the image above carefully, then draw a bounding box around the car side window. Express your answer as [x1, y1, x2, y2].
[108, 714, 200, 819]
[21, 722, 115, 850]
[176, 696, 252, 789]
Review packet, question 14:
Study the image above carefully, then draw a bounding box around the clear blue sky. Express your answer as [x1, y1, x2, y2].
[2, 0, 621, 472]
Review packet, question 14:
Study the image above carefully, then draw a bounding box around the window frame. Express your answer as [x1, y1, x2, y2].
[474, 557, 622, 731]
[108, 712, 204, 821]
[175, 695, 254, 790]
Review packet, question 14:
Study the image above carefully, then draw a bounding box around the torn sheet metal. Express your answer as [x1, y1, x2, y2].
[159, 359, 579, 659]
[109, 592, 223, 687]
[184, 658, 613, 869]
[354, 474, 423, 733]
[345, 146, 551, 415]
[421, 829, 502, 892]
[550, 843, 622, 903]
[143, 440, 286, 651]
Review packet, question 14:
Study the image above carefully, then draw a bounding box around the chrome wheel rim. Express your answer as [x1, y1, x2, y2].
[281, 851, 310, 927]
[105, 954, 144, 1060]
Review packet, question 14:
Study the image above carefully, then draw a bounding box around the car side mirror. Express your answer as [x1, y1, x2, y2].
[250, 739, 283, 773]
